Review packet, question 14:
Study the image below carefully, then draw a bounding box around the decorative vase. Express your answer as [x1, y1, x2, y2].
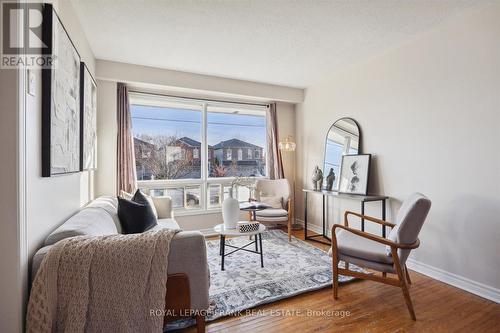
[222, 188, 239, 229]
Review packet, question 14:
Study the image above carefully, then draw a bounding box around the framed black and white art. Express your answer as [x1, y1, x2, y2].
[338, 154, 371, 195]
[80, 62, 97, 171]
[42, 3, 81, 177]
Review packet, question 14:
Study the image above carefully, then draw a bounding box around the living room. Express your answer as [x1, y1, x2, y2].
[0, 1, 499, 332]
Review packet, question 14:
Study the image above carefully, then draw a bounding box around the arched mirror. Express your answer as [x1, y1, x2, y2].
[323, 117, 361, 191]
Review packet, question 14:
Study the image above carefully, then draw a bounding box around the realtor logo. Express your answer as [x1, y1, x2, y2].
[1, 2, 52, 68]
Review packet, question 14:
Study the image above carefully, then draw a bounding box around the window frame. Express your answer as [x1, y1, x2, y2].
[130, 93, 269, 216]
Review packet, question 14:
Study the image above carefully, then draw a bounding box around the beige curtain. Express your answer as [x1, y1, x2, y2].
[116, 83, 137, 194]
[266, 103, 285, 179]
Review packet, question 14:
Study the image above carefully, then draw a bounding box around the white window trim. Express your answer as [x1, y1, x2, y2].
[131, 94, 269, 216]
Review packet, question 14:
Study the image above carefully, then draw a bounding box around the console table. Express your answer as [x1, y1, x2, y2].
[303, 189, 389, 245]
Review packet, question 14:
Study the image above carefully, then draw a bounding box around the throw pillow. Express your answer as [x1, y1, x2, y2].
[120, 190, 158, 218]
[260, 195, 283, 209]
[117, 196, 158, 234]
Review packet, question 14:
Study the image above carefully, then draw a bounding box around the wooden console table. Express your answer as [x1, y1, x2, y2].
[303, 189, 389, 245]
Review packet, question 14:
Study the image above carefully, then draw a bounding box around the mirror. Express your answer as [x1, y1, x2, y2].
[323, 118, 361, 191]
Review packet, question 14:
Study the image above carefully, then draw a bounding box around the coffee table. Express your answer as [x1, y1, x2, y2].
[214, 223, 266, 271]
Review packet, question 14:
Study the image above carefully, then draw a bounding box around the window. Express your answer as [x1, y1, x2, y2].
[208, 105, 267, 178]
[130, 93, 268, 214]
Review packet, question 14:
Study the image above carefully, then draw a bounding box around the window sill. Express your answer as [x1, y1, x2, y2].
[174, 208, 223, 217]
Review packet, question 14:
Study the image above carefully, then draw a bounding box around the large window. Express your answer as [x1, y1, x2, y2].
[130, 93, 268, 214]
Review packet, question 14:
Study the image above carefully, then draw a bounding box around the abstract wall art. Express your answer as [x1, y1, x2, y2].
[80, 62, 97, 171]
[42, 3, 81, 177]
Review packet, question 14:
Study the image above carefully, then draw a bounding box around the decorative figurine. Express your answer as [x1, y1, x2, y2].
[326, 168, 336, 191]
[312, 166, 323, 191]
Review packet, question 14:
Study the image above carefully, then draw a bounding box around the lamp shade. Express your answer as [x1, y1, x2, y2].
[279, 136, 296, 152]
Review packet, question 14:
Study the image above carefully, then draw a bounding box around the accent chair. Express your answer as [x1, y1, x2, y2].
[331, 192, 431, 320]
[252, 179, 293, 241]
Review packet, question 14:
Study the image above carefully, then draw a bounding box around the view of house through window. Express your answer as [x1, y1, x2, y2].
[130, 93, 268, 212]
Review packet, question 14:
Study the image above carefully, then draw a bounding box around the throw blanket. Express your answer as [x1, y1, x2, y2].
[27, 229, 178, 333]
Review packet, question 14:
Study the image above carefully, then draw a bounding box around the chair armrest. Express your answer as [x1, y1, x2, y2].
[332, 224, 420, 250]
[152, 196, 174, 219]
[344, 211, 395, 228]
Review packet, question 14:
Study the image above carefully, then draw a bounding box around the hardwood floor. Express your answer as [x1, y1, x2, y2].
[180, 229, 500, 333]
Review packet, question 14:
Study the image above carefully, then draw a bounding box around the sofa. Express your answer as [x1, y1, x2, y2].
[31, 196, 209, 332]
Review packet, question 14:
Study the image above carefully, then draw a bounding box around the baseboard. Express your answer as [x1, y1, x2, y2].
[295, 219, 327, 237]
[406, 259, 499, 303]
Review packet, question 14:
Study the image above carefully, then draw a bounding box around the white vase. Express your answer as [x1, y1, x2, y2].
[222, 189, 239, 229]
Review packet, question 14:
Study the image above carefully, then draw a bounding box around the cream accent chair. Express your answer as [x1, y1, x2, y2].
[331, 193, 431, 320]
[253, 179, 293, 241]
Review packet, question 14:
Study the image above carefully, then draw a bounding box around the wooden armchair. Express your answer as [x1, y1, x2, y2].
[331, 193, 431, 320]
[251, 179, 293, 241]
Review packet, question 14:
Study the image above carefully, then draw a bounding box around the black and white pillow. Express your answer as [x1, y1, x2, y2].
[117, 190, 158, 234]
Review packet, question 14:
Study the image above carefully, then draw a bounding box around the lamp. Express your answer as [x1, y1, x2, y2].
[278, 135, 296, 152]
[279, 136, 301, 230]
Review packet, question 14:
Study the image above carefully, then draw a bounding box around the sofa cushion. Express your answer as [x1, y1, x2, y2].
[86, 196, 121, 233]
[150, 218, 180, 231]
[45, 207, 119, 246]
[117, 197, 158, 234]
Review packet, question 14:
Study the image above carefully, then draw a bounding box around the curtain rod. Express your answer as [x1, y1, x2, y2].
[128, 90, 270, 108]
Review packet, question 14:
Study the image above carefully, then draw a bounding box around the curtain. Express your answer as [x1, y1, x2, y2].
[266, 103, 285, 179]
[116, 82, 137, 194]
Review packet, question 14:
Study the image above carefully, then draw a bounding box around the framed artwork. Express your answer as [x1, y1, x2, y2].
[80, 62, 97, 170]
[42, 4, 81, 177]
[338, 154, 371, 195]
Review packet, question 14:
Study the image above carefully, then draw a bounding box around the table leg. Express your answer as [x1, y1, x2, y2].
[382, 199, 387, 238]
[361, 201, 365, 231]
[221, 235, 225, 271]
[219, 235, 223, 255]
[322, 194, 326, 237]
[304, 192, 308, 240]
[255, 235, 258, 251]
[259, 233, 264, 268]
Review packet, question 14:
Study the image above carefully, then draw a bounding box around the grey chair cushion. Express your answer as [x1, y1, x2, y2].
[150, 218, 180, 231]
[339, 254, 395, 273]
[336, 229, 393, 264]
[256, 208, 288, 217]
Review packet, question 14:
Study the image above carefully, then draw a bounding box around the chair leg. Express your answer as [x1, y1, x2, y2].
[332, 252, 339, 299]
[287, 216, 291, 242]
[196, 314, 205, 333]
[395, 264, 416, 320]
[405, 265, 412, 285]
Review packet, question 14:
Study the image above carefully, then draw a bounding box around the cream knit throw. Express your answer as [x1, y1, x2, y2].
[27, 229, 178, 333]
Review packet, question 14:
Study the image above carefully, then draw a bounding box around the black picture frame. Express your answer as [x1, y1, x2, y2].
[338, 154, 371, 195]
[79, 62, 98, 171]
[42, 3, 81, 177]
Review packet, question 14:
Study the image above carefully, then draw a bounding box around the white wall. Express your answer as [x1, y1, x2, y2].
[296, 4, 500, 297]
[25, 0, 96, 276]
[0, 66, 24, 333]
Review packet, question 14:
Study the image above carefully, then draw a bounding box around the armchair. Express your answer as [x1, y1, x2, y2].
[252, 179, 293, 241]
[331, 193, 431, 320]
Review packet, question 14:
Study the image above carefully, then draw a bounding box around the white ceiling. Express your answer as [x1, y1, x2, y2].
[71, 0, 489, 88]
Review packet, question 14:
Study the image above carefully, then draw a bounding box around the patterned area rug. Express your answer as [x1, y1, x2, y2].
[165, 229, 365, 331]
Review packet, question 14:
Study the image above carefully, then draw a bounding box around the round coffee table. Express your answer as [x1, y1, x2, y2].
[214, 223, 266, 271]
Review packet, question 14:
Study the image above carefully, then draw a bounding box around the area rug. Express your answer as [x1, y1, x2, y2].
[165, 229, 365, 331]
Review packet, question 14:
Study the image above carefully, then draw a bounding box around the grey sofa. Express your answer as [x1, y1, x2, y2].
[31, 196, 210, 328]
